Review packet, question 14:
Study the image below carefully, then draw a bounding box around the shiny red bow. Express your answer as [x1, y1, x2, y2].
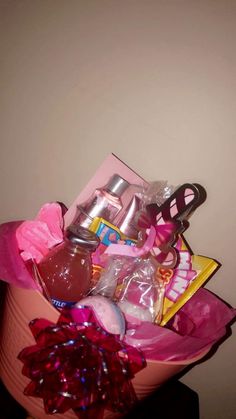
[18, 307, 145, 418]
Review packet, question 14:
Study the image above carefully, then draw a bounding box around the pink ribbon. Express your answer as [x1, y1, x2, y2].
[104, 223, 177, 268]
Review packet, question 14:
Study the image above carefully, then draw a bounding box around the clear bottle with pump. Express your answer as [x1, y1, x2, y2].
[37, 225, 100, 309]
[74, 174, 130, 229]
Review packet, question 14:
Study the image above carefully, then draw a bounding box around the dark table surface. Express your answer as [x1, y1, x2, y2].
[0, 378, 199, 419]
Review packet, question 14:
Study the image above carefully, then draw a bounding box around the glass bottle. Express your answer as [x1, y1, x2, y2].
[37, 225, 100, 309]
[74, 174, 130, 228]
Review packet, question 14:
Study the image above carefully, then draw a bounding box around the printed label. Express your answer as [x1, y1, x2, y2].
[165, 250, 196, 302]
[96, 220, 136, 247]
[51, 298, 76, 309]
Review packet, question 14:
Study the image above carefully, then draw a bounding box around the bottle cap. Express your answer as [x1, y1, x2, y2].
[66, 225, 100, 251]
[106, 174, 130, 197]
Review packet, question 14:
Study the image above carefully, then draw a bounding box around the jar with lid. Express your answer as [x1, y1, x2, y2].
[37, 225, 100, 309]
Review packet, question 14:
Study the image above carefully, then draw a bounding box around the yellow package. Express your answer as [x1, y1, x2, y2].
[159, 236, 219, 326]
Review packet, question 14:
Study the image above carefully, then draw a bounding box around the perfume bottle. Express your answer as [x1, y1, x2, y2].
[74, 174, 130, 228]
[116, 194, 141, 239]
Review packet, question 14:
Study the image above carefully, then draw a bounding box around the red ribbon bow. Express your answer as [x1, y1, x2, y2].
[18, 307, 145, 417]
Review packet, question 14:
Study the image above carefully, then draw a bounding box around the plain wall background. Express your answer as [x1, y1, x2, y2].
[0, 1, 235, 418]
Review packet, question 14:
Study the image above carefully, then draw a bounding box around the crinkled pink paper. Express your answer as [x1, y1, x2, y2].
[124, 287, 235, 361]
[16, 203, 63, 263]
[0, 221, 38, 289]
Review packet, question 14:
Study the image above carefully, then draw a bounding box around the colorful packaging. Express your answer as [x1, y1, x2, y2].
[89, 217, 136, 247]
[62, 154, 220, 328]
[159, 236, 219, 326]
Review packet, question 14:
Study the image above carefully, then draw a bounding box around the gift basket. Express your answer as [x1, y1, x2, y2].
[0, 154, 235, 419]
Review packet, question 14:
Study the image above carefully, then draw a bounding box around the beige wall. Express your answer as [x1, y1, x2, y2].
[0, 1, 235, 418]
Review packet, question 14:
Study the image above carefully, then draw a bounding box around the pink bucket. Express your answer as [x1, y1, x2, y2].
[0, 285, 209, 419]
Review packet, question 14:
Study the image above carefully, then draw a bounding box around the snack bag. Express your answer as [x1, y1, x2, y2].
[160, 236, 219, 326]
[116, 257, 162, 323]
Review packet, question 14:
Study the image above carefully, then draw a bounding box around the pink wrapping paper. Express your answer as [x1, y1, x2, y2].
[0, 221, 38, 290]
[0, 203, 64, 289]
[124, 287, 235, 361]
[16, 203, 64, 263]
